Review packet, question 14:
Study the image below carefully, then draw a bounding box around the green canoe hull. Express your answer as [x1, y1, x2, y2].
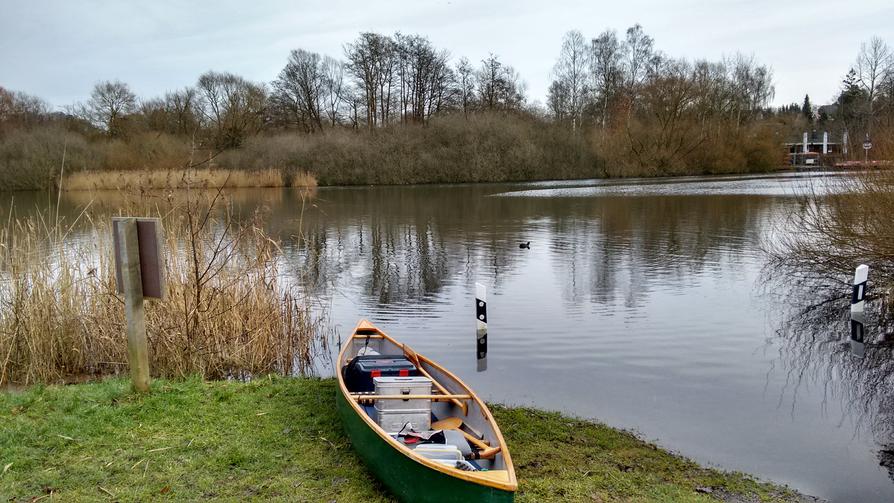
[336, 390, 515, 503]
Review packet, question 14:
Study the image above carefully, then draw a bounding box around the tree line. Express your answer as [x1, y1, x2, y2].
[0, 28, 891, 189]
[547, 26, 775, 130]
[792, 36, 894, 152]
[1, 31, 525, 148]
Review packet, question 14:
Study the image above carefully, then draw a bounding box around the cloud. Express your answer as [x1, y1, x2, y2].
[1, 0, 891, 108]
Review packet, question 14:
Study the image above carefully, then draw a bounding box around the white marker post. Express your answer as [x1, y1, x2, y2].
[851, 264, 869, 315]
[475, 282, 487, 371]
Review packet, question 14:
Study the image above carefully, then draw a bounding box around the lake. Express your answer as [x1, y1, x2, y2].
[9, 172, 892, 501]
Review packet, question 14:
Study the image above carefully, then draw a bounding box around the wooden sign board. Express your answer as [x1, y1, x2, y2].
[113, 217, 166, 299]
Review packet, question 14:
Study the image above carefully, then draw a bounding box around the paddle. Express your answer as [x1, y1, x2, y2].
[431, 417, 492, 451]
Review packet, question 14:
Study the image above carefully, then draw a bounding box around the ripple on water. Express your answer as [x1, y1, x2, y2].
[12, 172, 886, 502]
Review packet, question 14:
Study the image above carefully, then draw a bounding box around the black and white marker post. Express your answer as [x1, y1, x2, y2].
[850, 314, 866, 357]
[476, 282, 488, 372]
[851, 264, 869, 315]
[849, 264, 869, 357]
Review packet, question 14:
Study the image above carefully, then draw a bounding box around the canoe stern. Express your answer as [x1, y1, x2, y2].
[336, 389, 515, 503]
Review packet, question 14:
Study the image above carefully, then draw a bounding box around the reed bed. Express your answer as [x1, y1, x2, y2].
[0, 195, 326, 386]
[61, 168, 317, 191]
[290, 171, 317, 188]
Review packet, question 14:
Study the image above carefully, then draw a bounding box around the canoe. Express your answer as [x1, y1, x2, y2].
[336, 319, 517, 502]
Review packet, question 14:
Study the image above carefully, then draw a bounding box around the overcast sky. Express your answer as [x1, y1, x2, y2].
[1, 0, 892, 110]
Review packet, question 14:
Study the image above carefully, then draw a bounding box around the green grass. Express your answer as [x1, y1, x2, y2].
[0, 377, 808, 502]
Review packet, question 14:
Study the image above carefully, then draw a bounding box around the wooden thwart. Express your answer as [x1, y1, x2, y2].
[407, 349, 469, 415]
[352, 334, 385, 339]
[346, 330, 470, 415]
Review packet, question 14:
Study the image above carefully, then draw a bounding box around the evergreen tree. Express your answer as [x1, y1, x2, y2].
[837, 68, 865, 125]
[801, 94, 813, 124]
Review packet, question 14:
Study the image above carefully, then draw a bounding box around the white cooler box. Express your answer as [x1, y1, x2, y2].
[373, 376, 432, 434]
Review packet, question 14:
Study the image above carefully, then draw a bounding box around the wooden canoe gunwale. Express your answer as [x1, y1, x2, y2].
[336, 319, 518, 493]
[352, 394, 473, 401]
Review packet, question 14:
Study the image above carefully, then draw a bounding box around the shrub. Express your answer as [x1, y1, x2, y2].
[0, 127, 96, 190]
[218, 113, 602, 185]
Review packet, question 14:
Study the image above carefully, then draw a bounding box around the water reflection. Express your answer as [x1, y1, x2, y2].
[769, 277, 894, 488]
[277, 187, 782, 311]
[4, 185, 783, 311]
[4, 174, 893, 501]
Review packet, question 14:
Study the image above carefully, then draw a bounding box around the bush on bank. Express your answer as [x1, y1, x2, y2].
[0, 112, 782, 191]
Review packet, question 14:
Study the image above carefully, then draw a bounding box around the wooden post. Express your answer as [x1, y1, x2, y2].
[851, 264, 869, 315]
[476, 282, 487, 372]
[117, 218, 150, 392]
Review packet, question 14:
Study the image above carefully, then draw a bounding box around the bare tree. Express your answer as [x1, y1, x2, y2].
[79, 80, 137, 137]
[691, 59, 734, 125]
[456, 57, 476, 117]
[590, 30, 623, 129]
[271, 49, 326, 133]
[623, 25, 654, 90]
[546, 80, 570, 121]
[730, 54, 775, 127]
[0, 87, 48, 131]
[164, 87, 200, 136]
[393, 33, 453, 124]
[196, 71, 267, 148]
[552, 30, 590, 129]
[475, 54, 524, 111]
[633, 59, 703, 171]
[322, 56, 346, 127]
[345, 32, 397, 128]
[344, 85, 364, 129]
[622, 24, 654, 120]
[139, 97, 167, 132]
[856, 36, 893, 132]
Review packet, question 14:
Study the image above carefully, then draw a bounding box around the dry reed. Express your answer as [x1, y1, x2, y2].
[290, 171, 317, 188]
[62, 168, 317, 191]
[0, 195, 326, 385]
[767, 171, 894, 313]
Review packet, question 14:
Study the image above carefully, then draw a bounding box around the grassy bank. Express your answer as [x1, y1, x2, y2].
[0, 377, 812, 502]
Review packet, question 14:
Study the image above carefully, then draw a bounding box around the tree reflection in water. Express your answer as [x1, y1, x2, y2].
[283, 185, 778, 309]
[766, 274, 894, 481]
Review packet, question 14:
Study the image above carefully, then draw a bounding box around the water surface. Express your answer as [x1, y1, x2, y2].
[10, 172, 891, 502]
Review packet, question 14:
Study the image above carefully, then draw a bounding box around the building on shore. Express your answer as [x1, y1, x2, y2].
[784, 130, 845, 168]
